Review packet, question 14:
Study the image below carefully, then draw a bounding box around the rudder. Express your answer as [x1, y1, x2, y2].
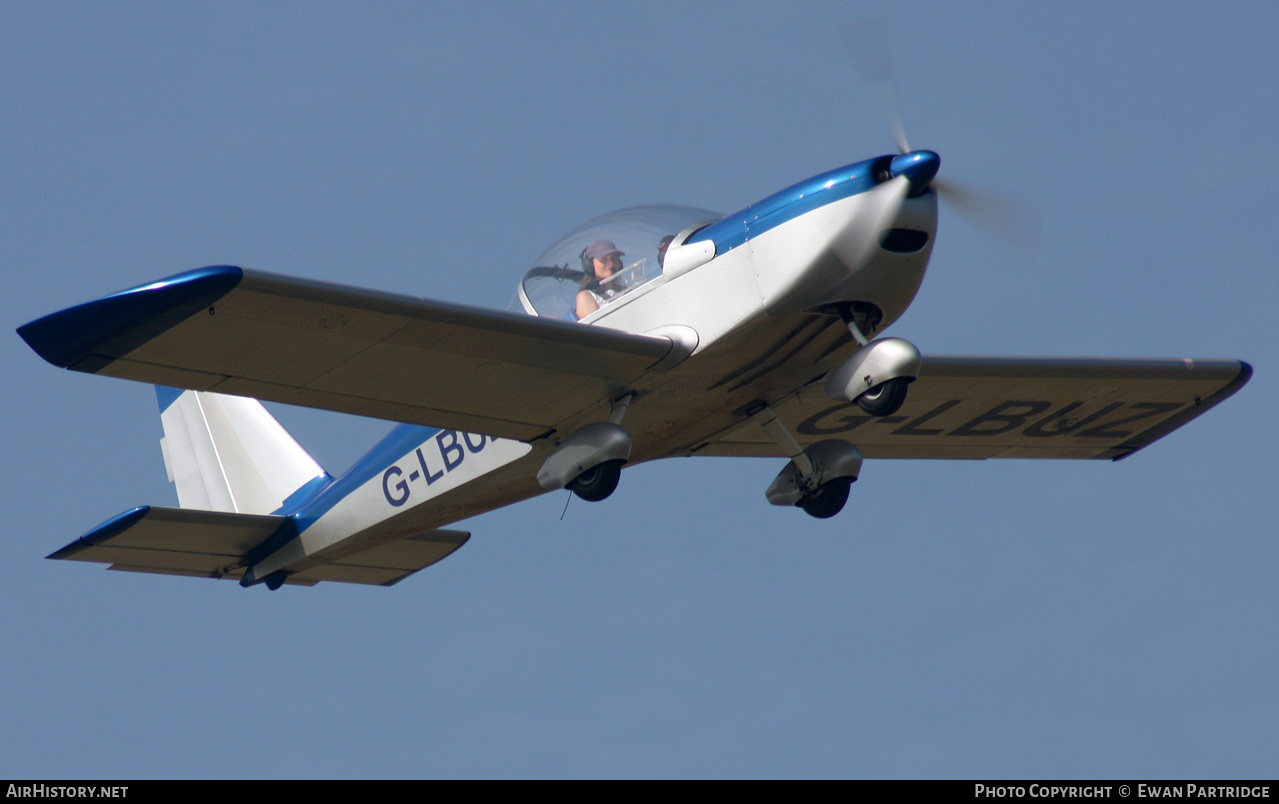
[156, 387, 330, 515]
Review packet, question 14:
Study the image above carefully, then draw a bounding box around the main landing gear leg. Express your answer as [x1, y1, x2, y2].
[566, 393, 633, 501]
[537, 394, 635, 503]
[753, 404, 864, 519]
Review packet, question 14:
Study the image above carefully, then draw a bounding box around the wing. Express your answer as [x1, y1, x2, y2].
[18, 266, 677, 441]
[700, 356, 1251, 460]
[49, 506, 470, 587]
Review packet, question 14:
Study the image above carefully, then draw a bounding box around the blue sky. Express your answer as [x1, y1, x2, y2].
[2, 1, 1275, 778]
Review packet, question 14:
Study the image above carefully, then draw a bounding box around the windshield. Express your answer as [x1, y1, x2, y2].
[511, 204, 721, 321]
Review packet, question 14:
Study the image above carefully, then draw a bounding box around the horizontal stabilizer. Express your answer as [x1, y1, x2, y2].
[49, 506, 282, 580]
[287, 531, 470, 587]
[50, 506, 469, 587]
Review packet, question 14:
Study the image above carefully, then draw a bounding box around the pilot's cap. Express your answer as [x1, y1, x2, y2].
[583, 240, 624, 261]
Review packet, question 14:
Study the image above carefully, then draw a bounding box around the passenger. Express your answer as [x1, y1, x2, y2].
[575, 239, 625, 320]
[657, 235, 675, 270]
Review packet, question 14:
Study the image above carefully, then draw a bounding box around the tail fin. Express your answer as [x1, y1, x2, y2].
[156, 387, 331, 515]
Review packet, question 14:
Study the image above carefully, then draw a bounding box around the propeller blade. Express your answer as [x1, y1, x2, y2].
[844, 20, 911, 155]
[848, 175, 912, 269]
[843, 23, 1039, 268]
[935, 178, 1042, 268]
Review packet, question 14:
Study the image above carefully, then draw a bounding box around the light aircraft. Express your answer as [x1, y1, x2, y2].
[18, 144, 1250, 590]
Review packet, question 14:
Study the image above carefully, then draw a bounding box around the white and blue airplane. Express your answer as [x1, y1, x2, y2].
[19, 149, 1250, 590]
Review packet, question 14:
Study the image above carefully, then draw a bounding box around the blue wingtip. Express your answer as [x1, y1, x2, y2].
[47, 506, 152, 560]
[17, 265, 244, 371]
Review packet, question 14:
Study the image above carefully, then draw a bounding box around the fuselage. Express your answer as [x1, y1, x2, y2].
[256, 155, 941, 577]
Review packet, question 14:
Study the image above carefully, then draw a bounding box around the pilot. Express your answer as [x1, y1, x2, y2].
[575, 239, 625, 320]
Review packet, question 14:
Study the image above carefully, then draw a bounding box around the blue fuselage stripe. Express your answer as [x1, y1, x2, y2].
[688, 156, 888, 253]
[285, 423, 442, 532]
[271, 473, 334, 516]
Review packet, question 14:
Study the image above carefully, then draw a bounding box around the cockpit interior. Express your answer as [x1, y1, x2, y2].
[511, 205, 721, 322]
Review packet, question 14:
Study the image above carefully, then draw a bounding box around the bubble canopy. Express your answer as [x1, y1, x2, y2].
[511, 204, 721, 321]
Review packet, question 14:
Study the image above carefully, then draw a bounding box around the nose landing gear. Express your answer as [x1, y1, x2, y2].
[854, 375, 911, 417]
[826, 305, 920, 419]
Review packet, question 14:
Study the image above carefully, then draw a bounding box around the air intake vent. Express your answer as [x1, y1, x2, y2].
[878, 228, 929, 253]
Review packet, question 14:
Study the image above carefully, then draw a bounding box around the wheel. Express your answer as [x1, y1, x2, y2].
[799, 477, 852, 519]
[262, 570, 290, 591]
[567, 459, 625, 502]
[855, 376, 910, 416]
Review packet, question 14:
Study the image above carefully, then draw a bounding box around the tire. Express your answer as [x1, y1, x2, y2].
[567, 459, 625, 502]
[799, 477, 852, 519]
[855, 376, 910, 416]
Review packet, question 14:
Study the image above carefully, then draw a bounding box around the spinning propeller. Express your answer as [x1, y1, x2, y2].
[846, 22, 1041, 266]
